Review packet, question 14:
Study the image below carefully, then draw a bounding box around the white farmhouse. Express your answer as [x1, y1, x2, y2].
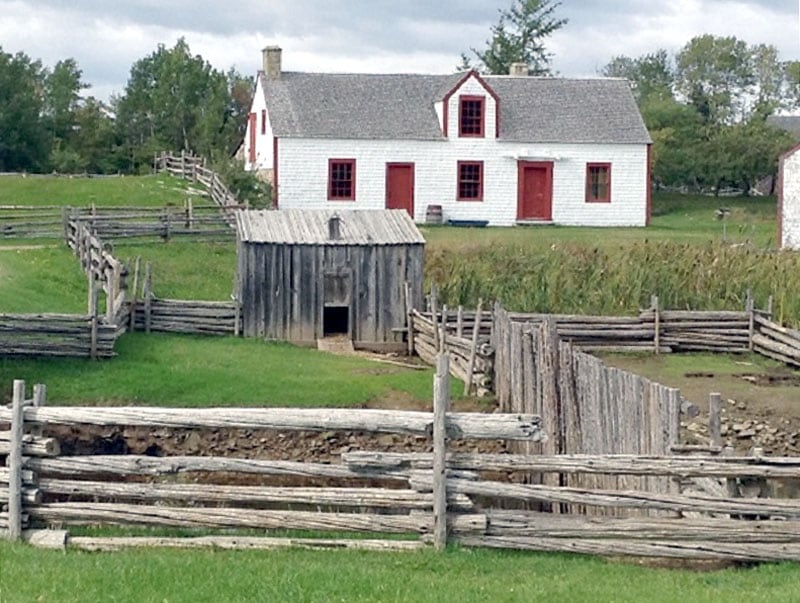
[779, 144, 800, 249]
[243, 46, 652, 227]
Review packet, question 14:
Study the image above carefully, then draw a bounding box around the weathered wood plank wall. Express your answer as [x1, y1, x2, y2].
[238, 240, 423, 349]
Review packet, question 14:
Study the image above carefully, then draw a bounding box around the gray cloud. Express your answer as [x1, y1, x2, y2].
[0, 0, 796, 100]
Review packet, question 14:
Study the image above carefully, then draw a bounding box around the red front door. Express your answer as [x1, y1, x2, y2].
[386, 163, 415, 217]
[517, 161, 553, 221]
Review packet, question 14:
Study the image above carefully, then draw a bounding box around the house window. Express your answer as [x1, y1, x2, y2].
[261, 110, 267, 135]
[459, 96, 485, 137]
[586, 163, 611, 203]
[457, 161, 483, 201]
[328, 159, 356, 201]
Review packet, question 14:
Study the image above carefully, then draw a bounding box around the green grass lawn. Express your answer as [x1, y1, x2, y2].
[422, 192, 779, 248]
[2, 541, 798, 603]
[0, 246, 87, 313]
[0, 332, 446, 407]
[0, 173, 192, 207]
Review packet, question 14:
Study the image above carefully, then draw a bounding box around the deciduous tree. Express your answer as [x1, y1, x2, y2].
[0, 48, 48, 171]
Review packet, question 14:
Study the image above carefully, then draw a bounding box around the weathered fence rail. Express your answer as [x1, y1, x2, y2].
[67, 221, 128, 326]
[0, 206, 65, 239]
[66, 203, 235, 242]
[0, 374, 539, 553]
[753, 314, 800, 367]
[130, 298, 240, 336]
[409, 302, 493, 396]
[0, 314, 117, 358]
[3, 375, 798, 562]
[153, 152, 241, 214]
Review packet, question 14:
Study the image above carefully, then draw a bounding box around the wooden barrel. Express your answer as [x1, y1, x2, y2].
[425, 205, 443, 225]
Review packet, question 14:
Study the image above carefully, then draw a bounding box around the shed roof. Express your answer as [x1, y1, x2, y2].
[236, 209, 426, 245]
[260, 72, 651, 144]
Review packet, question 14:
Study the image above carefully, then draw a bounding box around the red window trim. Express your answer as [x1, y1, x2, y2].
[586, 162, 612, 203]
[458, 95, 485, 138]
[328, 158, 356, 201]
[457, 160, 484, 202]
[261, 109, 267, 135]
[441, 71, 500, 138]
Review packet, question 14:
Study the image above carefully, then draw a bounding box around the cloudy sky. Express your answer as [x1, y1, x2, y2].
[1, 0, 798, 101]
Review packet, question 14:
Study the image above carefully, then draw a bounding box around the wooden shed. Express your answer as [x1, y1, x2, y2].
[235, 209, 425, 351]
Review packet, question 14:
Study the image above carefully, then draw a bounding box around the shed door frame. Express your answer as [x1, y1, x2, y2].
[322, 267, 352, 338]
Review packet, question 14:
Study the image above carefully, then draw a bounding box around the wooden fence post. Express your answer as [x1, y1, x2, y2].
[89, 276, 99, 360]
[404, 282, 415, 356]
[651, 294, 661, 355]
[440, 305, 448, 353]
[144, 262, 152, 334]
[433, 353, 450, 551]
[464, 299, 483, 396]
[129, 256, 141, 332]
[708, 392, 722, 447]
[746, 289, 755, 352]
[8, 380, 25, 540]
[430, 285, 439, 352]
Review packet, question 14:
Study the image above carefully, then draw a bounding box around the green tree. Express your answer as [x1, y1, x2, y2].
[675, 35, 753, 125]
[750, 43, 785, 116]
[0, 48, 49, 171]
[464, 0, 567, 75]
[602, 50, 674, 104]
[783, 60, 800, 111]
[70, 98, 120, 173]
[44, 59, 86, 145]
[115, 39, 236, 171]
[638, 96, 704, 189]
[223, 68, 254, 154]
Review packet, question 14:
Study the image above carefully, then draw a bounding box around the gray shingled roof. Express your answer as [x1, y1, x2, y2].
[261, 72, 651, 144]
[236, 209, 425, 246]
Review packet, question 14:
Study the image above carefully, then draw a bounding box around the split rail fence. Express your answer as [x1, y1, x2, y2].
[153, 151, 242, 216]
[3, 371, 800, 561]
[0, 205, 66, 239]
[65, 203, 234, 242]
[409, 293, 800, 395]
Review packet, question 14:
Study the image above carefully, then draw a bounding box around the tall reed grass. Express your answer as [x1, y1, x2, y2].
[426, 240, 800, 324]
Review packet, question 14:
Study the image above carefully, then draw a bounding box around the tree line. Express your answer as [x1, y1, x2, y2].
[0, 38, 253, 176]
[463, 0, 796, 195]
[602, 37, 795, 194]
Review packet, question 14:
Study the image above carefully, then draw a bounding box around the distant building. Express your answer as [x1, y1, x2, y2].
[242, 46, 652, 227]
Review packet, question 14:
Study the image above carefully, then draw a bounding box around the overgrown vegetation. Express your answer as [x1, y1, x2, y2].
[211, 157, 273, 208]
[426, 239, 800, 323]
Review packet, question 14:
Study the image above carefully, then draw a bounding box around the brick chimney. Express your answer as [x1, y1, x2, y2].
[262, 46, 282, 79]
[509, 62, 529, 76]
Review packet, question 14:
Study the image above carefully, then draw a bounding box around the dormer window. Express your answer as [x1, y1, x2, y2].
[459, 96, 485, 137]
